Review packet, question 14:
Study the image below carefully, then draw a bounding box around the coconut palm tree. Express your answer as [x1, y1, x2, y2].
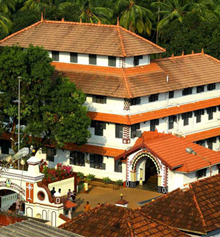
[115, 0, 154, 35]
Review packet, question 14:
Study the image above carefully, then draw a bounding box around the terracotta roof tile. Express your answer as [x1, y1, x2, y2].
[63, 199, 77, 209]
[59, 204, 188, 236]
[87, 96, 220, 125]
[63, 142, 124, 157]
[185, 127, 220, 142]
[116, 131, 220, 172]
[53, 53, 220, 99]
[141, 174, 220, 235]
[0, 20, 164, 57]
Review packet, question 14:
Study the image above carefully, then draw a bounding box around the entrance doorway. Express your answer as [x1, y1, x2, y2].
[143, 158, 157, 191]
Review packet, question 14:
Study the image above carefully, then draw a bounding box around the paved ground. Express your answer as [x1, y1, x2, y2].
[72, 185, 161, 217]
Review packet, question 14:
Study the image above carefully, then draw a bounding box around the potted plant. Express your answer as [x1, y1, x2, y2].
[77, 172, 84, 184]
[103, 177, 111, 185]
[116, 179, 123, 189]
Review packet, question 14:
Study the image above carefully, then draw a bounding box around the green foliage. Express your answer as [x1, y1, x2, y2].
[116, 179, 123, 186]
[0, 45, 91, 150]
[103, 176, 111, 184]
[87, 173, 95, 180]
[160, 13, 220, 59]
[77, 172, 84, 179]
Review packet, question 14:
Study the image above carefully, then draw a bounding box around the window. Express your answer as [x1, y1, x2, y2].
[46, 148, 56, 162]
[91, 121, 106, 136]
[92, 95, 106, 104]
[169, 91, 174, 99]
[207, 83, 215, 91]
[196, 168, 207, 179]
[196, 85, 205, 93]
[115, 159, 122, 173]
[108, 56, 116, 67]
[150, 119, 159, 131]
[70, 52, 78, 63]
[131, 123, 140, 138]
[70, 151, 85, 166]
[116, 124, 123, 138]
[182, 112, 192, 126]
[90, 154, 105, 169]
[195, 109, 204, 123]
[182, 87, 193, 96]
[149, 94, 159, 102]
[207, 137, 216, 149]
[0, 139, 11, 154]
[89, 54, 97, 65]
[207, 107, 216, 120]
[130, 97, 141, 105]
[52, 51, 59, 61]
[168, 115, 176, 130]
[133, 55, 143, 66]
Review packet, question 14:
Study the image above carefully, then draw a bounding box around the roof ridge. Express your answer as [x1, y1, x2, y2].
[154, 52, 203, 61]
[117, 25, 126, 57]
[204, 53, 220, 64]
[121, 67, 132, 98]
[0, 21, 42, 44]
[189, 184, 207, 232]
[119, 26, 165, 53]
[43, 20, 118, 28]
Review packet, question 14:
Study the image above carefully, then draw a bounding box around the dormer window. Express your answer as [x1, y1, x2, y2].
[134, 55, 143, 66]
[108, 56, 116, 67]
[70, 52, 78, 63]
[89, 54, 97, 65]
[52, 51, 59, 61]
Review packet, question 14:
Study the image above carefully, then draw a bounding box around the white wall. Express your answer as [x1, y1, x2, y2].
[125, 55, 150, 68]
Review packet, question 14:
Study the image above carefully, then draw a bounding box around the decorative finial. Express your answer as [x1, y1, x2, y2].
[201, 48, 204, 54]
[80, 18, 82, 23]
[120, 193, 123, 200]
[172, 53, 174, 58]
[192, 50, 194, 54]
[41, 12, 44, 22]
[117, 17, 120, 26]
[98, 20, 101, 25]
[61, 18, 64, 22]
[182, 51, 184, 56]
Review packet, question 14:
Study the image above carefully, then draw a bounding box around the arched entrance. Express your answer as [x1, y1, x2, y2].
[127, 151, 168, 193]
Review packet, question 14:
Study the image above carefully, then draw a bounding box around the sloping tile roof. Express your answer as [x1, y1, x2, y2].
[0, 20, 164, 57]
[63, 142, 124, 157]
[0, 218, 80, 237]
[59, 203, 189, 236]
[63, 199, 77, 209]
[185, 127, 220, 142]
[140, 174, 220, 235]
[116, 131, 220, 172]
[52, 53, 220, 99]
[87, 96, 220, 125]
[0, 213, 25, 227]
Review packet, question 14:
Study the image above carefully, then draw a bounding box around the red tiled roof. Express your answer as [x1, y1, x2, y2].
[185, 127, 220, 142]
[0, 20, 164, 57]
[140, 174, 220, 235]
[52, 53, 220, 99]
[63, 142, 124, 157]
[59, 203, 188, 236]
[63, 199, 77, 209]
[116, 131, 220, 172]
[59, 214, 71, 222]
[0, 213, 26, 226]
[87, 96, 220, 125]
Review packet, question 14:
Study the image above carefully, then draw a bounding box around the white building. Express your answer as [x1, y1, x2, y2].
[1, 17, 220, 193]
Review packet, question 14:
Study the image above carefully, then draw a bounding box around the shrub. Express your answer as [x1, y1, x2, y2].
[87, 174, 95, 181]
[116, 179, 123, 186]
[103, 177, 111, 184]
[77, 172, 84, 179]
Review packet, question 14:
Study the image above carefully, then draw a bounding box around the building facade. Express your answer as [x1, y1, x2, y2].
[1, 18, 220, 193]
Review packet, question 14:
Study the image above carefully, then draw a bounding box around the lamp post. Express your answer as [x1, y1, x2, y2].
[186, 147, 212, 176]
[18, 76, 21, 170]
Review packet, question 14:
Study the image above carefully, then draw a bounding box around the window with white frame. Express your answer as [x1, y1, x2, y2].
[115, 159, 122, 173]
[108, 56, 116, 67]
[149, 94, 159, 102]
[195, 109, 204, 123]
[207, 83, 215, 91]
[131, 123, 140, 138]
[90, 154, 105, 169]
[91, 121, 106, 136]
[150, 119, 159, 131]
[207, 107, 216, 120]
[182, 112, 192, 126]
[70, 52, 78, 63]
[70, 151, 85, 166]
[89, 54, 97, 65]
[196, 85, 205, 93]
[92, 95, 106, 104]
[115, 124, 123, 138]
[182, 87, 193, 96]
[196, 168, 207, 179]
[52, 51, 59, 61]
[168, 115, 176, 129]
